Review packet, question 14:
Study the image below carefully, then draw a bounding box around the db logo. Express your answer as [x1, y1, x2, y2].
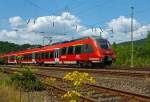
[61, 56, 66, 58]
[106, 51, 110, 54]
[76, 55, 80, 58]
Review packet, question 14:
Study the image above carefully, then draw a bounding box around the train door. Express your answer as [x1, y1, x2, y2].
[32, 53, 36, 64]
[54, 48, 60, 64]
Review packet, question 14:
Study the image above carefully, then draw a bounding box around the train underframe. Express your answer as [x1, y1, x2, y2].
[5, 56, 113, 68]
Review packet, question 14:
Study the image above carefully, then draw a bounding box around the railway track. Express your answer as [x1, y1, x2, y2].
[1, 65, 150, 78]
[2, 67, 150, 102]
[4, 68, 96, 102]
[1, 64, 150, 71]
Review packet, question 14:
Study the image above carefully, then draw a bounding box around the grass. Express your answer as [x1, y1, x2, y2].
[10, 67, 44, 91]
[0, 72, 25, 102]
[0, 71, 48, 102]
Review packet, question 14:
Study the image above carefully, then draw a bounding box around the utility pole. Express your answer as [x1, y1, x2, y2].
[99, 27, 103, 38]
[100, 32, 102, 38]
[131, 6, 134, 67]
[43, 37, 44, 46]
[42, 36, 52, 46]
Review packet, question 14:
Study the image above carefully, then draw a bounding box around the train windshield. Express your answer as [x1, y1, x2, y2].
[95, 39, 110, 49]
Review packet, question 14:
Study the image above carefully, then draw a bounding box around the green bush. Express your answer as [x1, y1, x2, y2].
[112, 32, 150, 67]
[10, 67, 44, 91]
[0, 68, 6, 73]
[0, 58, 5, 65]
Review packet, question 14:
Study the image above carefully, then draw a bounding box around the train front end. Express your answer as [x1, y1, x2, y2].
[93, 36, 116, 66]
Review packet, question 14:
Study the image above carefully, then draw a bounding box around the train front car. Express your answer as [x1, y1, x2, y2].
[91, 36, 116, 66]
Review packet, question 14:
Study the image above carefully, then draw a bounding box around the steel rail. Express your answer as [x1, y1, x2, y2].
[3, 68, 150, 102]
[44, 83, 97, 102]
[35, 73, 150, 102]
[3, 68, 97, 102]
[1, 65, 150, 78]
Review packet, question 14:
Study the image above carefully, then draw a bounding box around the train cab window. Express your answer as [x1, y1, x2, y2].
[96, 39, 110, 49]
[84, 44, 93, 53]
[61, 47, 67, 55]
[68, 46, 74, 54]
[75, 45, 82, 54]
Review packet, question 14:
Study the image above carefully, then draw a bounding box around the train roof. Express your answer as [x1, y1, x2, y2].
[51, 36, 104, 45]
[0, 36, 105, 57]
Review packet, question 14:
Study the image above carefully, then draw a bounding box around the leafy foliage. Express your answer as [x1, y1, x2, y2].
[0, 41, 41, 54]
[63, 71, 95, 102]
[45, 77, 56, 85]
[64, 71, 95, 90]
[112, 31, 150, 67]
[16, 56, 24, 60]
[10, 67, 44, 91]
[0, 58, 5, 64]
[63, 91, 81, 102]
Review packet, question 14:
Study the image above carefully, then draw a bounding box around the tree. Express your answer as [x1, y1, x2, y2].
[0, 58, 5, 64]
[112, 42, 117, 49]
[146, 31, 150, 50]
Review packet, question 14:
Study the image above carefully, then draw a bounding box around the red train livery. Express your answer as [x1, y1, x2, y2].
[0, 36, 116, 67]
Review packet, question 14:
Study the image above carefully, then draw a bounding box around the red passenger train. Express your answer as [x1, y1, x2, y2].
[0, 36, 116, 67]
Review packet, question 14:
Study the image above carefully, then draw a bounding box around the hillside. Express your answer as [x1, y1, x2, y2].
[0, 41, 41, 54]
[118, 38, 146, 46]
[0, 34, 150, 67]
[112, 33, 150, 67]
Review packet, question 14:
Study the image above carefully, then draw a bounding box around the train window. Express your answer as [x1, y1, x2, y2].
[9, 56, 15, 60]
[61, 47, 67, 55]
[96, 39, 110, 49]
[41, 53, 45, 58]
[45, 52, 50, 59]
[24, 55, 27, 60]
[35, 53, 38, 59]
[68, 46, 74, 54]
[84, 44, 93, 53]
[32, 53, 35, 59]
[75, 45, 82, 54]
[50, 52, 54, 58]
[29, 54, 32, 59]
[35, 53, 40, 59]
[23, 54, 32, 60]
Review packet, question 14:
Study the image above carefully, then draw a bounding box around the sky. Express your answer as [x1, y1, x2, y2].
[0, 0, 150, 45]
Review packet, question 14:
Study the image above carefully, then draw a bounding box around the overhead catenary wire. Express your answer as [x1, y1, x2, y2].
[68, 0, 89, 12]
[72, 0, 118, 17]
[9, 0, 150, 41]
[23, 0, 126, 28]
[25, 0, 52, 13]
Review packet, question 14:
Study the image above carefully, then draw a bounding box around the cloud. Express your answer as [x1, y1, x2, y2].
[9, 16, 25, 27]
[1, 12, 85, 44]
[0, 30, 42, 44]
[1, 14, 150, 45]
[27, 12, 82, 35]
[108, 16, 141, 34]
[79, 28, 109, 39]
[133, 24, 150, 40]
[106, 16, 150, 43]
